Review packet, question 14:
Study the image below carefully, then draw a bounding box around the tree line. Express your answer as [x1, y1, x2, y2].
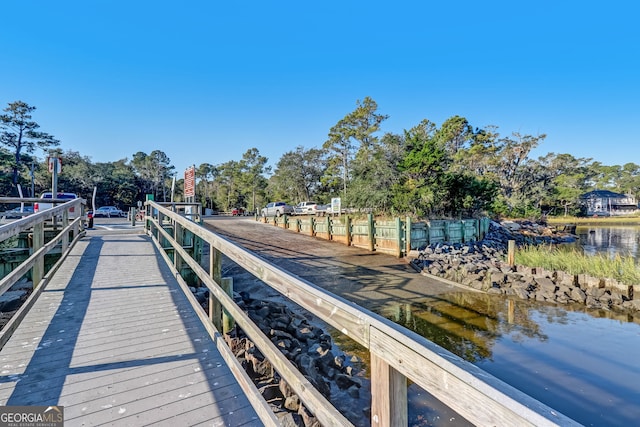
[2, 99, 639, 218]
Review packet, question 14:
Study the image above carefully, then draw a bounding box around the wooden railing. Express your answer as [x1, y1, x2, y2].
[0, 196, 86, 349]
[259, 214, 492, 257]
[145, 201, 580, 426]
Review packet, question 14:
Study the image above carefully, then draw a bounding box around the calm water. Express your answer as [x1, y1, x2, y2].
[576, 225, 640, 261]
[382, 293, 640, 427]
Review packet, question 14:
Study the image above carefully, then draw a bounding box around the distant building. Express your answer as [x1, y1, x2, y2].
[580, 190, 638, 216]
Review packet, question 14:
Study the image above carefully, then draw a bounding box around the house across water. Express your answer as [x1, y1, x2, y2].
[580, 190, 639, 216]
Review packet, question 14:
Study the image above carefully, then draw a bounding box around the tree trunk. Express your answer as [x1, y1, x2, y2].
[12, 140, 22, 186]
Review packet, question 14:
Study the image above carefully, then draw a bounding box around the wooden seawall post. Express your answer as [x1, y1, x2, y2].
[507, 240, 515, 267]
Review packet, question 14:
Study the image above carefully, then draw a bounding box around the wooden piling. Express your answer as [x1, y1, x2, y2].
[507, 240, 515, 267]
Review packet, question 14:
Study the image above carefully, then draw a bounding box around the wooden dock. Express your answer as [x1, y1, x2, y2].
[0, 232, 262, 426]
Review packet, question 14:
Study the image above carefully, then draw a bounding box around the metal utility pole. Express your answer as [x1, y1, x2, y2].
[48, 149, 62, 195]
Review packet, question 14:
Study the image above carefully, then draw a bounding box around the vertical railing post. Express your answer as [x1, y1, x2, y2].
[221, 277, 234, 334]
[461, 220, 467, 243]
[144, 204, 149, 233]
[157, 211, 164, 243]
[32, 221, 44, 287]
[405, 216, 412, 255]
[370, 352, 407, 427]
[395, 217, 402, 258]
[309, 217, 315, 237]
[174, 222, 183, 275]
[209, 246, 223, 331]
[193, 233, 202, 267]
[326, 215, 331, 240]
[345, 215, 352, 247]
[368, 213, 375, 252]
[147, 202, 153, 233]
[61, 209, 69, 252]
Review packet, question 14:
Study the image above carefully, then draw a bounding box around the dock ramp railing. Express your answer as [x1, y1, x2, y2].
[0, 196, 86, 349]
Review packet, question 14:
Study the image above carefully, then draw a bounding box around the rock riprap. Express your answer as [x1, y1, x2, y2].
[217, 291, 369, 427]
[411, 220, 640, 312]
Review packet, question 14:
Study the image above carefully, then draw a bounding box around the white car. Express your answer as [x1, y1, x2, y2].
[261, 202, 294, 217]
[94, 206, 125, 218]
[293, 201, 319, 215]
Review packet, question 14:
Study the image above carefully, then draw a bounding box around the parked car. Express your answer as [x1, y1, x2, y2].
[34, 192, 80, 218]
[94, 206, 125, 218]
[261, 202, 294, 217]
[231, 207, 246, 216]
[292, 201, 319, 215]
[315, 204, 330, 216]
[315, 204, 351, 216]
[3, 205, 34, 219]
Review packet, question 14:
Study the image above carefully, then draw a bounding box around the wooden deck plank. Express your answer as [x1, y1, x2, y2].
[80, 380, 255, 426]
[0, 315, 205, 360]
[0, 233, 261, 426]
[63, 369, 245, 422]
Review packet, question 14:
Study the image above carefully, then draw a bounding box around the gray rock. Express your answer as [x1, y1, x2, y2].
[298, 405, 321, 427]
[0, 290, 27, 312]
[570, 287, 587, 303]
[534, 277, 557, 293]
[491, 272, 506, 285]
[585, 296, 602, 309]
[279, 380, 294, 398]
[278, 413, 301, 427]
[297, 353, 318, 376]
[511, 287, 530, 300]
[623, 300, 640, 311]
[295, 326, 316, 341]
[284, 395, 301, 411]
[259, 383, 283, 401]
[555, 271, 576, 287]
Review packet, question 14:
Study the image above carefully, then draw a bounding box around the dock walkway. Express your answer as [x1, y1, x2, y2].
[0, 230, 261, 426]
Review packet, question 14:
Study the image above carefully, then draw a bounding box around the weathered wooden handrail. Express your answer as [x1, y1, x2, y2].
[0, 197, 86, 350]
[145, 201, 580, 426]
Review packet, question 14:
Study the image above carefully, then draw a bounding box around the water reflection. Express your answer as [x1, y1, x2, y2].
[382, 294, 550, 363]
[577, 225, 640, 261]
[379, 293, 640, 427]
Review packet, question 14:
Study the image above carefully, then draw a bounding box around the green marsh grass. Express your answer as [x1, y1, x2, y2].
[514, 244, 640, 285]
[546, 216, 640, 226]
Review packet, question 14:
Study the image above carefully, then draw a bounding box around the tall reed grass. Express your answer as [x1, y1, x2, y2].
[514, 244, 640, 285]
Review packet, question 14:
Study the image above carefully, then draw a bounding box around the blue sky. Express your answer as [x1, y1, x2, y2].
[1, 1, 638, 178]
